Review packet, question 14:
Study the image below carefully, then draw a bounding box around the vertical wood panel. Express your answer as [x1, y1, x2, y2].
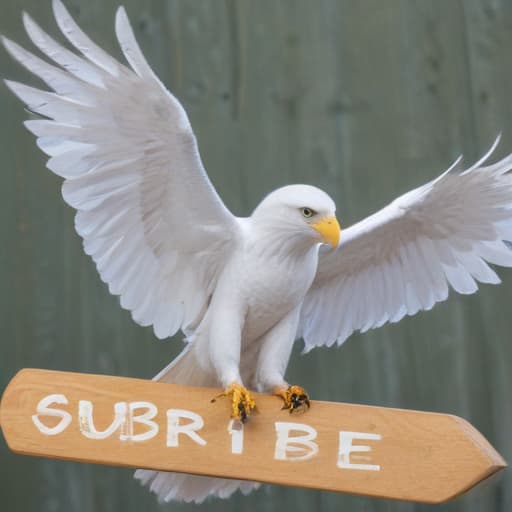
[1, 1, 511, 511]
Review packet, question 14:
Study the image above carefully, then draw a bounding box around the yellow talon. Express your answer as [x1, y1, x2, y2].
[274, 385, 310, 415]
[211, 382, 256, 422]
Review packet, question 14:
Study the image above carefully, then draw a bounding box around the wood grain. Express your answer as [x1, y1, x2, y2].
[0, 369, 506, 504]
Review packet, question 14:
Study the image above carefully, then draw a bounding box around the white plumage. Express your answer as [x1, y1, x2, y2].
[3, 1, 512, 504]
[301, 141, 512, 350]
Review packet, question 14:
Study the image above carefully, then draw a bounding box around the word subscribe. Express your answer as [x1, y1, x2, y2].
[32, 394, 382, 471]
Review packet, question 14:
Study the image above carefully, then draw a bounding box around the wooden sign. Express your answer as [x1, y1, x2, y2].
[0, 369, 506, 503]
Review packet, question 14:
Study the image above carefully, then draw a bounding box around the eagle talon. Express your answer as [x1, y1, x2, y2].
[213, 382, 256, 422]
[275, 385, 310, 415]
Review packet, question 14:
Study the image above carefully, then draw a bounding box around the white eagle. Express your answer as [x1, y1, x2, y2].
[3, 0, 512, 503]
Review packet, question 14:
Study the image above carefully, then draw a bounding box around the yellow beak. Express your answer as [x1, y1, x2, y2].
[311, 216, 341, 248]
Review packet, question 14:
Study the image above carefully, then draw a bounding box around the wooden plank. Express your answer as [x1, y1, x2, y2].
[0, 369, 506, 504]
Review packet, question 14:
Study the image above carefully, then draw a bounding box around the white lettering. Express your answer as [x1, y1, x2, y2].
[32, 394, 384, 476]
[337, 431, 382, 471]
[228, 419, 244, 454]
[166, 409, 206, 447]
[120, 401, 159, 442]
[32, 394, 72, 436]
[274, 422, 319, 461]
[78, 400, 127, 440]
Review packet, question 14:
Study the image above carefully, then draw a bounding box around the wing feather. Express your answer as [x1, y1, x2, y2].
[300, 144, 512, 351]
[4, 1, 239, 339]
[52, 0, 121, 76]
[115, 6, 158, 81]
[22, 12, 106, 87]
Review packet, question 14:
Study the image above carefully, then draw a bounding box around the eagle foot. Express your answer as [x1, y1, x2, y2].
[212, 382, 256, 422]
[275, 385, 310, 415]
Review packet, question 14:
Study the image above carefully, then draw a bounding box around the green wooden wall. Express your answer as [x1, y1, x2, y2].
[1, 1, 511, 511]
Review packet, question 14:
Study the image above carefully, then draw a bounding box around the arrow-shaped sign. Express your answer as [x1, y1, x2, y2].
[0, 369, 506, 503]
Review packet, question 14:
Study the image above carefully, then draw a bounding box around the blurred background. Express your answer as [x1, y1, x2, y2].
[1, 0, 512, 511]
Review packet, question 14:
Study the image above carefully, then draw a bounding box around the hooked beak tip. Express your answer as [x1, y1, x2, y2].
[312, 216, 341, 248]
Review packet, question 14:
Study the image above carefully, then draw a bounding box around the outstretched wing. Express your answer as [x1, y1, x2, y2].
[3, 0, 240, 339]
[300, 139, 512, 351]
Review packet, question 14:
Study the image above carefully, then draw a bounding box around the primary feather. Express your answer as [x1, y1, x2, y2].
[3, 0, 512, 504]
[3, 0, 239, 341]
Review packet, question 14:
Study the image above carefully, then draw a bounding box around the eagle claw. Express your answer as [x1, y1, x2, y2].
[275, 385, 310, 415]
[212, 382, 256, 422]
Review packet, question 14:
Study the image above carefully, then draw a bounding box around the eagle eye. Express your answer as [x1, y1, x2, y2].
[301, 207, 316, 218]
